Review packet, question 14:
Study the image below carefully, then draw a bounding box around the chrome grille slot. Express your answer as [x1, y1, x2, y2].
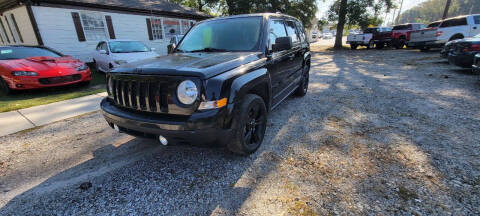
[111, 76, 169, 113]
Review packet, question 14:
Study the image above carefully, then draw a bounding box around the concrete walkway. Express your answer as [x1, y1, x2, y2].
[0, 92, 107, 137]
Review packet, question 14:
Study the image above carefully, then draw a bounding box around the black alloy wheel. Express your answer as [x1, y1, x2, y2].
[227, 94, 267, 155]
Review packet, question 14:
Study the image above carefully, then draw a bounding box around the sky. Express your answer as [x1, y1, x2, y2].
[315, 0, 430, 23]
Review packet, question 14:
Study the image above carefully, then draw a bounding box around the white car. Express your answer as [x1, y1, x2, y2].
[323, 33, 333, 39]
[409, 14, 480, 50]
[92, 40, 159, 72]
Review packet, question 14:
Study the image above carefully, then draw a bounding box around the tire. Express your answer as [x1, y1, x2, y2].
[376, 43, 384, 49]
[350, 44, 358, 50]
[295, 63, 310, 97]
[367, 40, 375, 49]
[0, 77, 11, 95]
[395, 39, 405, 49]
[227, 94, 267, 155]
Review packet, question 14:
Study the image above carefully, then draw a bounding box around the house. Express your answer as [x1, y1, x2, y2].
[0, 0, 211, 62]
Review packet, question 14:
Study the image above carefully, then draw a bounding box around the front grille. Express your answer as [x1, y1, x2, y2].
[38, 74, 82, 85]
[110, 76, 169, 113]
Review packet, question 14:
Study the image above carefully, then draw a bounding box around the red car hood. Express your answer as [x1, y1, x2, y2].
[1, 56, 84, 77]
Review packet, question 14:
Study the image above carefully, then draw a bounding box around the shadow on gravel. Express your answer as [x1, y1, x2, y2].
[1, 48, 479, 215]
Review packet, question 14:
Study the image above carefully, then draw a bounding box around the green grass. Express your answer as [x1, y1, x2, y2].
[0, 67, 106, 113]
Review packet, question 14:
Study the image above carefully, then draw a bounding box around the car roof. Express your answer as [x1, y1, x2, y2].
[200, 13, 301, 24]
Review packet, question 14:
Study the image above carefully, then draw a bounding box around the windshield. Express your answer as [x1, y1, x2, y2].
[109, 41, 150, 53]
[176, 16, 263, 52]
[0, 47, 62, 60]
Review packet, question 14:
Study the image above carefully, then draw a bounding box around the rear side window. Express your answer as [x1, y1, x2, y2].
[474, 16, 480, 24]
[427, 21, 441, 28]
[285, 20, 300, 43]
[268, 19, 287, 51]
[440, 17, 467, 27]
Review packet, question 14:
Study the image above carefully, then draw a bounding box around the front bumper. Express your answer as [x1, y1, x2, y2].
[101, 98, 232, 145]
[448, 52, 476, 68]
[7, 69, 92, 90]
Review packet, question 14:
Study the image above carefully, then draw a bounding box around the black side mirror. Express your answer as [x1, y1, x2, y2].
[167, 43, 176, 54]
[272, 36, 292, 52]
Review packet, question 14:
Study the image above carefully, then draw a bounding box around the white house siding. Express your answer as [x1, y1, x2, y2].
[0, 6, 38, 46]
[32, 6, 197, 62]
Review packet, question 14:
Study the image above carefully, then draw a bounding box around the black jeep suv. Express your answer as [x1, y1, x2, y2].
[101, 13, 311, 155]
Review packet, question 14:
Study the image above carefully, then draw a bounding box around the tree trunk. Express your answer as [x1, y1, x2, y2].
[442, 0, 452, 19]
[395, 0, 404, 25]
[334, 0, 348, 49]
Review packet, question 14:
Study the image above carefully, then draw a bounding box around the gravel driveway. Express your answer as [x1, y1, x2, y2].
[1, 46, 479, 215]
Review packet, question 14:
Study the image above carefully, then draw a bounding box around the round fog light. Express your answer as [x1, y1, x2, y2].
[159, 135, 168, 146]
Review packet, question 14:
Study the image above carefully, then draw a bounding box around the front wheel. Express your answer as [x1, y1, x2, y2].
[227, 94, 267, 155]
[395, 39, 405, 49]
[350, 44, 358, 50]
[0, 78, 11, 95]
[367, 40, 375, 49]
[376, 43, 385, 49]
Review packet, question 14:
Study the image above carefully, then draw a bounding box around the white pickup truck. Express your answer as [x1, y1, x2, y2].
[408, 14, 480, 50]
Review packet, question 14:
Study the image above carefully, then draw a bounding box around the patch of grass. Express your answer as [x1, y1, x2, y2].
[0, 68, 106, 112]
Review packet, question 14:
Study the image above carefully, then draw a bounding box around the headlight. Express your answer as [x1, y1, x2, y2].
[114, 60, 128, 65]
[177, 80, 198, 105]
[76, 64, 89, 71]
[11, 71, 38, 76]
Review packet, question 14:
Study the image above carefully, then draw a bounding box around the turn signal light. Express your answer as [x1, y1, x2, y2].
[198, 98, 227, 110]
[435, 31, 443, 37]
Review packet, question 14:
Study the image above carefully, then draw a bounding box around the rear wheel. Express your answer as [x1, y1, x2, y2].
[395, 39, 406, 49]
[295, 63, 309, 97]
[227, 94, 267, 155]
[0, 78, 11, 95]
[350, 44, 358, 50]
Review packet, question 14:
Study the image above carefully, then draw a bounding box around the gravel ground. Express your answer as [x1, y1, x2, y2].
[1, 45, 479, 215]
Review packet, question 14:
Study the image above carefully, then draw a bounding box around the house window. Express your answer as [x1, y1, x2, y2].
[150, 17, 164, 40]
[80, 13, 107, 41]
[181, 20, 193, 34]
[164, 19, 181, 40]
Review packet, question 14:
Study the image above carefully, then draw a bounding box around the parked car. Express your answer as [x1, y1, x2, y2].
[391, 23, 426, 49]
[0, 46, 91, 95]
[167, 35, 185, 54]
[101, 13, 311, 155]
[346, 27, 392, 50]
[447, 34, 480, 68]
[323, 32, 333, 39]
[473, 53, 480, 72]
[408, 15, 480, 51]
[92, 40, 159, 72]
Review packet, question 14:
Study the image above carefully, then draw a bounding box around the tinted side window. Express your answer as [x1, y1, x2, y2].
[268, 19, 287, 51]
[474, 16, 480, 24]
[285, 20, 299, 43]
[441, 18, 467, 27]
[96, 43, 102, 50]
[100, 42, 108, 52]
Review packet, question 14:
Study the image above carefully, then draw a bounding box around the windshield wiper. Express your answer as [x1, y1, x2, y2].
[189, 48, 228, 53]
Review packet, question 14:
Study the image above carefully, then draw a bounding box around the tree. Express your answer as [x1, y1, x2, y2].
[224, 0, 318, 29]
[397, 0, 480, 24]
[328, 0, 394, 49]
[170, 0, 219, 14]
[317, 19, 328, 31]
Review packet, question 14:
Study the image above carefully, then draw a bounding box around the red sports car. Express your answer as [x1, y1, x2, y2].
[0, 46, 92, 94]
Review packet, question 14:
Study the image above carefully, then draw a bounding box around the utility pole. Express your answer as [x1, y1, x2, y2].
[395, 0, 404, 25]
[442, 0, 452, 19]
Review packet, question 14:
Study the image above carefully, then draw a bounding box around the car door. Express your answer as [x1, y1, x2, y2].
[284, 20, 304, 85]
[471, 15, 480, 37]
[97, 42, 110, 71]
[266, 18, 291, 106]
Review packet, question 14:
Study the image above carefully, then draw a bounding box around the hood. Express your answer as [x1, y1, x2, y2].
[112, 52, 264, 79]
[1, 56, 84, 76]
[111, 51, 159, 63]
